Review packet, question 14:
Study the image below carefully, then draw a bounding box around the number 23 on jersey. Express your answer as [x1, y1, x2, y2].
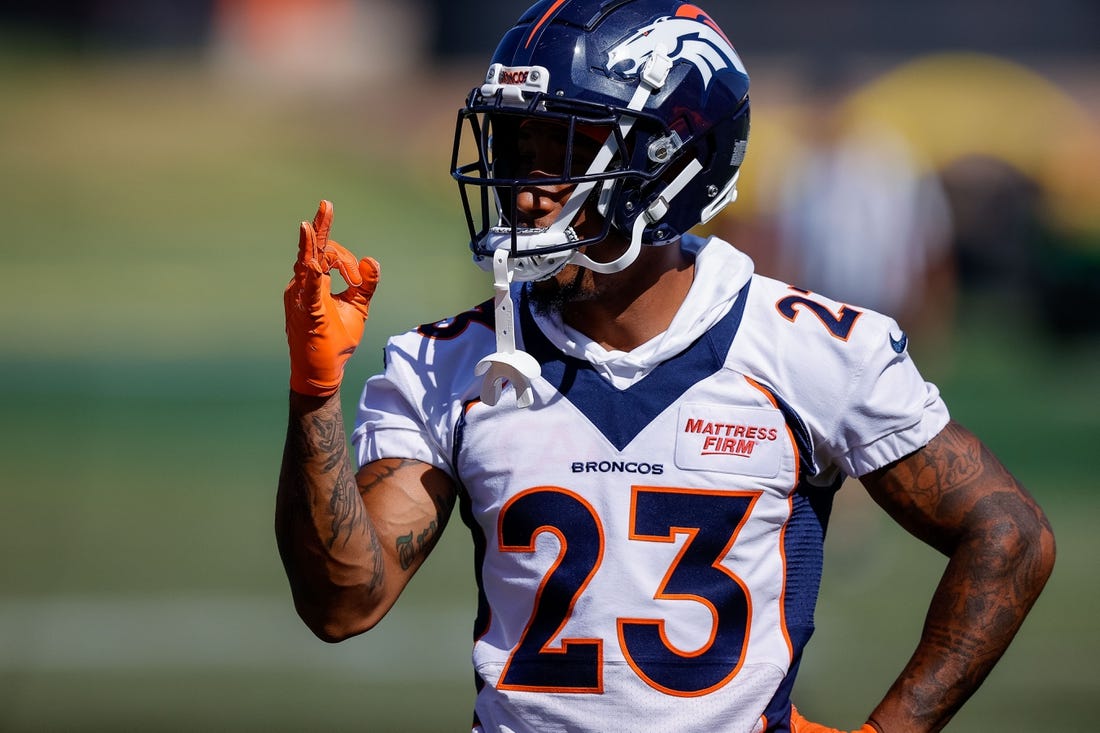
[496, 485, 761, 697]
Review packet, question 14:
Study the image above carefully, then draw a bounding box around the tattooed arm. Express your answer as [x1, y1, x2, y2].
[856, 420, 1055, 732]
[276, 391, 457, 642]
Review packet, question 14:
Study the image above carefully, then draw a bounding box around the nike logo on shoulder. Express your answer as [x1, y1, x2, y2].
[890, 331, 908, 353]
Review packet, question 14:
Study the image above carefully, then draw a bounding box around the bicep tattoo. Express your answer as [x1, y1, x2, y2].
[866, 420, 1020, 551]
[358, 459, 458, 573]
[394, 490, 454, 571]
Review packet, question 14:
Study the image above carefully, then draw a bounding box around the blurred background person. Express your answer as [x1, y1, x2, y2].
[772, 97, 955, 360]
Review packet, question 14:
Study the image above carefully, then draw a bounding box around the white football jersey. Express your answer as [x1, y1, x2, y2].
[352, 235, 948, 733]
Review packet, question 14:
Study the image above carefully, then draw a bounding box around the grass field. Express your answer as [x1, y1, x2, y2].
[1, 53, 1097, 731]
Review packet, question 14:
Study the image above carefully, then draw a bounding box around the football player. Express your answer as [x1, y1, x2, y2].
[278, 1, 1055, 731]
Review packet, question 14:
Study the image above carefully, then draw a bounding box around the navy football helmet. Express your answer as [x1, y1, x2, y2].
[451, 0, 751, 281]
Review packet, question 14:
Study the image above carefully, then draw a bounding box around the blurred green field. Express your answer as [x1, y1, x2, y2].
[1, 54, 1096, 732]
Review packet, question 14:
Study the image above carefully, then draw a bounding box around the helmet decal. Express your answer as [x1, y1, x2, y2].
[606, 13, 746, 91]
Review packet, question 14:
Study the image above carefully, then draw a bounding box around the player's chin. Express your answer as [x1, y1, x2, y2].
[528, 265, 591, 316]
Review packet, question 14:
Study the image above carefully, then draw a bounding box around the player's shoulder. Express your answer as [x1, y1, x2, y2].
[746, 274, 899, 345]
[408, 298, 496, 346]
[384, 297, 491, 344]
[383, 298, 496, 379]
[738, 273, 908, 383]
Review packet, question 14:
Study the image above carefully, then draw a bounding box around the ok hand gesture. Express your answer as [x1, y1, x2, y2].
[284, 200, 380, 397]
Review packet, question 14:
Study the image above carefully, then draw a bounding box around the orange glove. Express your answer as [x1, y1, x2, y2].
[284, 200, 379, 397]
[790, 706, 878, 733]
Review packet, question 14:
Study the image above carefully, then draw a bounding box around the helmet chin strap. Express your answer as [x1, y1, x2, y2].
[474, 247, 542, 408]
[569, 156, 703, 274]
[475, 47, 696, 409]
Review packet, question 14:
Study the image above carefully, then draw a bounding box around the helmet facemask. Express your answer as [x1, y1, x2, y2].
[453, 88, 653, 282]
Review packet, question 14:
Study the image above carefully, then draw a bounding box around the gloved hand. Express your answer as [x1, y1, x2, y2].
[284, 200, 380, 397]
[790, 706, 878, 733]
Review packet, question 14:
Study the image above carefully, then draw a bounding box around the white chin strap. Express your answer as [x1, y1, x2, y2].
[474, 248, 542, 408]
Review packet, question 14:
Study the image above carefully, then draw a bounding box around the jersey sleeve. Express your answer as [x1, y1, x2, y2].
[350, 308, 495, 479]
[350, 337, 456, 478]
[828, 314, 949, 477]
[742, 275, 950, 480]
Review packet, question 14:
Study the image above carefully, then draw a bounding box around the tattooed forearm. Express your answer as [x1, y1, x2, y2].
[366, 516, 385, 591]
[863, 421, 1056, 731]
[276, 392, 391, 639]
[300, 405, 371, 552]
[326, 452, 365, 550]
[281, 396, 373, 551]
